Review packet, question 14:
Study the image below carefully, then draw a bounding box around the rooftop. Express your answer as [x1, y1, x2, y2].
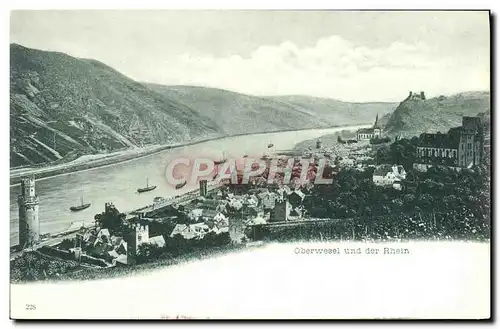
[418, 128, 461, 149]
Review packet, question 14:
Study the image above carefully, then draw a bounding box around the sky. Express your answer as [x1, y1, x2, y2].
[10, 10, 490, 102]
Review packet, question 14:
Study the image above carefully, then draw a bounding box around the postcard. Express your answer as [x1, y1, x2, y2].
[9, 10, 491, 320]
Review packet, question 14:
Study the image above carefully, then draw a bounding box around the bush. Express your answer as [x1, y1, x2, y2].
[11, 251, 80, 282]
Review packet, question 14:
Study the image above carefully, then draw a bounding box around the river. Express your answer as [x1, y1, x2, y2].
[9, 125, 367, 246]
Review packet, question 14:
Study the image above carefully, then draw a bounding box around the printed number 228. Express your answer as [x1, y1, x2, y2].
[25, 304, 36, 310]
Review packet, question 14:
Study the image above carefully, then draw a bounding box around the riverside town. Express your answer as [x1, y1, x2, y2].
[11, 106, 490, 283]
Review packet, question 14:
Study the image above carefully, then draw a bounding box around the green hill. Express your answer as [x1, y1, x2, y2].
[384, 91, 490, 137]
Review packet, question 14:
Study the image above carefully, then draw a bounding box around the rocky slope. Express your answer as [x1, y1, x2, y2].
[10, 44, 221, 168]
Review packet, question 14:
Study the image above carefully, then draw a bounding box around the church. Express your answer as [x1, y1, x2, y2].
[356, 114, 382, 141]
[413, 116, 484, 171]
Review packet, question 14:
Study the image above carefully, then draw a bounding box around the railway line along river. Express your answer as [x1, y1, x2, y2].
[9, 124, 367, 246]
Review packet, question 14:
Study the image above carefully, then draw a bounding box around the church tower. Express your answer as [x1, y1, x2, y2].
[18, 177, 40, 248]
[373, 113, 382, 138]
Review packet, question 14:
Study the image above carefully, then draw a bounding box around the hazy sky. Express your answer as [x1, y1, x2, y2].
[10, 10, 490, 102]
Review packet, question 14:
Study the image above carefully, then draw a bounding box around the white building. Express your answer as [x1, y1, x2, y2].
[148, 235, 166, 248]
[372, 164, 406, 189]
[356, 114, 382, 140]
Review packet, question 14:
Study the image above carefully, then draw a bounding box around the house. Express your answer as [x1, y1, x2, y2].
[110, 236, 127, 254]
[228, 198, 244, 210]
[87, 241, 113, 258]
[213, 212, 228, 227]
[148, 235, 166, 248]
[115, 241, 127, 255]
[97, 228, 110, 240]
[201, 210, 228, 228]
[269, 199, 290, 222]
[373, 164, 406, 189]
[107, 249, 120, 259]
[187, 208, 204, 221]
[112, 254, 128, 266]
[258, 192, 278, 210]
[288, 190, 305, 207]
[170, 223, 211, 240]
[244, 195, 259, 207]
[338, 157, 355, 167]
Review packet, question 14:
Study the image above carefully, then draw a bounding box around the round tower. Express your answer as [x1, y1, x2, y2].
[18, 177, 40, 248]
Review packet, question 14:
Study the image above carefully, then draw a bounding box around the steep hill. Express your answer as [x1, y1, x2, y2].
[384, 91, 490, 137]
[10, 44, 221, 168]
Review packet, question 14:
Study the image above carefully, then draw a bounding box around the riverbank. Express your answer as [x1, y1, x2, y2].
[10, 123, 368, 186]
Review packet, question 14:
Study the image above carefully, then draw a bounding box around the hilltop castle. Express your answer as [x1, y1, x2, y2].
[407, 91, 426, 100]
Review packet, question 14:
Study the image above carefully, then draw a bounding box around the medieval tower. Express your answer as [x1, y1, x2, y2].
[316, 138, 322, 149]
[18, 177, 40, 248]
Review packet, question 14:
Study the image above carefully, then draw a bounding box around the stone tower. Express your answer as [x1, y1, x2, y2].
[18, 177, 40, 248]
[125, 222, 149, 265]
[199, 179, 208, 197]
[458, 116, 483, 168]
[316, 138, 322, 149]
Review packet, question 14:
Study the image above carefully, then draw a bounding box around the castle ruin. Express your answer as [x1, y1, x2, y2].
[408, 91, 426, 100]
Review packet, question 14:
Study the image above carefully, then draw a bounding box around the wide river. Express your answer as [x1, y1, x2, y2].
[9, 125, 366, 246]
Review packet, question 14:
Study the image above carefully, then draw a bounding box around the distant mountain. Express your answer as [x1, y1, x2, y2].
[10, 44, 221, 167]
[147, 85, 333, 136]
[266, 95, 398, 127]
[384, 91, 490, 137]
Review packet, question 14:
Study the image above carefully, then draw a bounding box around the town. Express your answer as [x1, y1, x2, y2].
[11, 101, 491, 282]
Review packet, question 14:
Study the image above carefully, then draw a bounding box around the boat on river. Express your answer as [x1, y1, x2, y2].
[137, 178, 157, 193]
[70, 196, 91, 212]
[176, 180, 187, 189]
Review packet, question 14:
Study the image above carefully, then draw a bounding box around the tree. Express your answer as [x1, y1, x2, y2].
[94, 205, 127, 236]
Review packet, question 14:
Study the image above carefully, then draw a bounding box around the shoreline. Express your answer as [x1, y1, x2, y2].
[10, 123, 369, 186]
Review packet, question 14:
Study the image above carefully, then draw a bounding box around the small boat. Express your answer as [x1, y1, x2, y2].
[137, 178, 157, 193]
[70, 197, 91, 212]
[243, 154, 248, 158]
[214, 152, 227, 165]
[153, 196, 165, 203]
[268, 142, 274, 148]
[176, 180, 187, 189]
